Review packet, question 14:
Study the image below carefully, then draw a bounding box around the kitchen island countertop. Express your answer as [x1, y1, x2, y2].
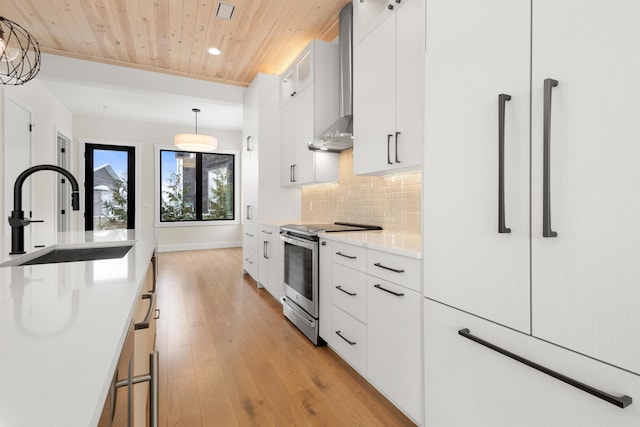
[0, 228, 156, 427]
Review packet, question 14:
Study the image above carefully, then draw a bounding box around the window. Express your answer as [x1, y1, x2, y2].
[160, 149, 235, 222]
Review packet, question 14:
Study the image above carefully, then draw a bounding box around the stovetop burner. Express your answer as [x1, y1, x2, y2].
[280, 222, 382, 236]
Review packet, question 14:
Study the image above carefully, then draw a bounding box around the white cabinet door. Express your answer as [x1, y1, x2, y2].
[424, 299, 640, 427]
[280, 100, 296, 186]
[319, 239, 332, 341]
[423, 0, 531, 333]
[530, 0, 640, 374]
[393, 0, 423, 170]
[259, 228, 284, 301]
[367, 277, 421, 422]
[353, 0, 393, 45]
[353, 15, 396, 175]
[292, 84, 315, 185]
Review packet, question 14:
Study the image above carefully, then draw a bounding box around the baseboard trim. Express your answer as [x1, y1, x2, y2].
[157, 241, 242, 253]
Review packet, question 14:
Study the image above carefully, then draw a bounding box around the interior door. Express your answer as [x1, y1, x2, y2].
[531, 0, 640, 374]
[423, 0, 531, 333]
[3, 99, 32, 242]
[84, 144, 135, 231]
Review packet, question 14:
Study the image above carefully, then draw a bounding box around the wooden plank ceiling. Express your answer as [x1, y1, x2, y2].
[0, 0, 350, 87]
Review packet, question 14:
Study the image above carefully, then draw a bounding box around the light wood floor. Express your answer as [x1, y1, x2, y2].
[155, 248, 416, 426]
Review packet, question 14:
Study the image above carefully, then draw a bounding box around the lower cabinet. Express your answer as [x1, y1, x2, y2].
[242, 221, 259, 280]
[258, 224, 284, 301]
[323, 238, 421, 423]
[424, 298, 640, 427]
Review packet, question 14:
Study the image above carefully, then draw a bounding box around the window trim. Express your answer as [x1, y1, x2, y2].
[154, 144, 240, 227]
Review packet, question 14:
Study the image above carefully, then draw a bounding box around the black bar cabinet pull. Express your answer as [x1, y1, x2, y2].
[336, 251, 357, 260]
[335, 330, 356, 345]
[335, 285, 357, 296]
[373, 283, 404, 297]
[395, 131, 401, 163]
[373, 262, 404, 273]
[543, 78, 558, 238]
[498, 93, 512, 234]
[292, 164, 297, 183]
[458, 328, 632, 409]
[387, 134, 393, 164]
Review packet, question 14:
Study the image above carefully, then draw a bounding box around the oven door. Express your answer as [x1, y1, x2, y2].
[281, 233, 319, 318]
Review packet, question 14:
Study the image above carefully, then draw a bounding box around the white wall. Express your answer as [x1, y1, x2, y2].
[73, 114, 243, 251]
[1, 81, 74, 236]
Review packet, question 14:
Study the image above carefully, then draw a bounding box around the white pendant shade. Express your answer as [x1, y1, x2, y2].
[174, 133, 218, 151]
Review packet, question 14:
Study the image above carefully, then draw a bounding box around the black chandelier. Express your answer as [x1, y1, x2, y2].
[0, 16, 41, 85]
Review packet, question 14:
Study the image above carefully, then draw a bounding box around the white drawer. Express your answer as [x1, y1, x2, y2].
[332, 241, 367, 271]
[243, 222, 258, 250]
[258, 224, 279, 239]
[425, 299, 640, 427]
[367, 249, 420, 292]
[332, 263, 367, 323]
[330, 306, 367, 374]
[243, 247, 258, 279]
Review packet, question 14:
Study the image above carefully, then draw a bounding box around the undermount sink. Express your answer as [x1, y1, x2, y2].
[1, 242, 134, 267]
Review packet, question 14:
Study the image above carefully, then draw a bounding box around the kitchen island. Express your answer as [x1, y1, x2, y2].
[0, 229, 157, 427]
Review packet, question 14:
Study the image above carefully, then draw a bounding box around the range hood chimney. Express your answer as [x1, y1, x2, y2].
[308, 2, 353, 152]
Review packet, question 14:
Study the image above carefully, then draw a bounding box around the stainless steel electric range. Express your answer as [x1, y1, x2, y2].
[279, 222, 382, 345]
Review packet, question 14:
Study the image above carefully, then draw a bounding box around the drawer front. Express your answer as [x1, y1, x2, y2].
[243, 222, 259, 249]
[332, 241, 367, 271]
[425, 298, 640, 427]
[243, 247, 258, 279]
[258, 225, 278, 239]
[367, 249, 420, 292]
[330, 306, 367, 374]
[332, 263, 367, 323]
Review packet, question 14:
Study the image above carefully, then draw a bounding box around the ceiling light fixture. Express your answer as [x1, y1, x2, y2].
[208, 47, 221, 56]
[0, 16, 41, 85]
[174, 108, 218, 152]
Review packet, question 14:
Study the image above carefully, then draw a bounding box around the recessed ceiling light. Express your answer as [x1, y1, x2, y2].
[208, 47, 221, 56]
[216, 2, 235, 20]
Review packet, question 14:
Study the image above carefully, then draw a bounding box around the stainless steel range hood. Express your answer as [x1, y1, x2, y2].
[308, 2, 353, 153]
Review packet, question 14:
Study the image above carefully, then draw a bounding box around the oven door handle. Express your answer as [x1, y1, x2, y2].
[280, 234, 318, 251]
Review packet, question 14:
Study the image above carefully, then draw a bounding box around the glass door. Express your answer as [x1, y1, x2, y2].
[84, 144, 135, 230]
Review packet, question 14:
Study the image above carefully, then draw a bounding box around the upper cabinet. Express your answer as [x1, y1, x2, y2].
[353, 0, 424, 176]
[353, 0, 411, 45]
[280, 40, 340, 187]
[424, 0, 640, 375]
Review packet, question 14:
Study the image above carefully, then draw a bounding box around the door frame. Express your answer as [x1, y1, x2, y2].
[79, 138, 141, 231]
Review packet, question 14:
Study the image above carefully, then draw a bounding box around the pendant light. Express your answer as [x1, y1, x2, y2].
[174, 108, 218, 152]
[0, 16, 41, 85]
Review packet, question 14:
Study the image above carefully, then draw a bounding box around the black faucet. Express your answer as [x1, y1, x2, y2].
[8, 165, 80, 255]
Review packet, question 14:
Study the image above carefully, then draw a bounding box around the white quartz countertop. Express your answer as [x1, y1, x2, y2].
[258, 219, 421, 258]
[0, 229, 157, 427]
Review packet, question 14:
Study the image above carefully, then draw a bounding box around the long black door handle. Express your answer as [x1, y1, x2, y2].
[395, 131, 401, 163]
[336, 251, 357, 260]
[335, 330, 356, 345]
[373, 262, 404, 273]
[292, 164, 297, 183]
[458, 328, 632, 408]
[498, 93, 512, 234]
[335, 285, 357, 296]
[387, 134, 393, 164]
[373, 283, 405, 297]
[543, 78, 558, 237]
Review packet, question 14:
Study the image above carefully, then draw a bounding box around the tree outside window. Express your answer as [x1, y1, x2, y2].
[160, 150, 235, 222]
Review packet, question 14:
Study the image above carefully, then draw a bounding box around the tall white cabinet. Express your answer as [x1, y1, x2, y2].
[241, 74, 300, 281]
[424, 0, 640, 425]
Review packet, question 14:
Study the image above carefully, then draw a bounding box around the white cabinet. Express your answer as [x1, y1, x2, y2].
[323, 238, 421, 423]
[353, 0, 423, 176]
[353, 0, 411, 45]
[242, 73, 300, 282]
[280, 40, 340, 187]
[258, 224, 284, 301]
[424, 0, 640, 374]
[424, 299, 640, 427]
[423, 0, 531, 333]
[424, 0, 640, 424]
[529, 0, 640, 376]
[319, 238, 333, 340]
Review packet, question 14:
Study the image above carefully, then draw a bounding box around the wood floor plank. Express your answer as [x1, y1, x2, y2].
[156, 248, 416, 427]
